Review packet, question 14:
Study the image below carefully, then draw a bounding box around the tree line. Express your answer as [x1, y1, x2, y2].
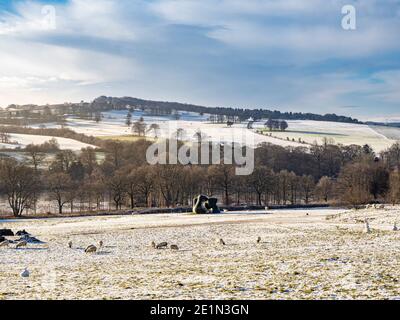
[264, 119, 289, 131]
[1, 138, 400, 217]
[90, 96, 361, 123]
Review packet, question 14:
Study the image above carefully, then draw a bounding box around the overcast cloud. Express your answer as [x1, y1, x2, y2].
[0, 0, 399, 118]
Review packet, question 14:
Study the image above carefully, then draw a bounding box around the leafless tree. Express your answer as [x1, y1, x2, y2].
[0, 160, 37, 216]
[247, 166, 273, 205]
[46, 172, 75, 214]
[132, 120, 147, 136]
[208, 165, 235, 205]
[130, 166, 155, 207]
[300, 175, 315, 204]
[147, 123, 160, 138]
[25, 144, 46, 172]
[105, 170, 127, 210]
[315, 176, 335, 203]
[155, 165, 184, 207]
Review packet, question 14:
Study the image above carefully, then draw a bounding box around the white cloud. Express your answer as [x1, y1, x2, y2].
[151, 0, 400, 59]
[0, 0, 398, 117]
[0, 0, 144, 106]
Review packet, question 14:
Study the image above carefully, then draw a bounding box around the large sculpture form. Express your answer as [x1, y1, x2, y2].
[193, 195, 221, 214]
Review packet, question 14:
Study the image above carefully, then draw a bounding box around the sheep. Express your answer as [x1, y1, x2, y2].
[16, 241, 27, 249]
[20, 268, 29, 278]
[217, 238, 226, 245]
[170, 244, 179, 250]
[84, 245, 97, 254]
[365, 219, 371, 234]
[0, 240, 10, 248]
[68, 241, 73, 249]
[156, 242, 168, 249]
[257, 237, 261, 244]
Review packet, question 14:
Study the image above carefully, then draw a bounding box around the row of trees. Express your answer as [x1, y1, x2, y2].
[264, 119, 289, 131]
[1, 137, 400, 216]
[3, 95, 361, 128]
[91, 96, 360, 123]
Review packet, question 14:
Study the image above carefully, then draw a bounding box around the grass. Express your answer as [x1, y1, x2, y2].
[256, 124, 394, 152]
[96, 135, 156, 142]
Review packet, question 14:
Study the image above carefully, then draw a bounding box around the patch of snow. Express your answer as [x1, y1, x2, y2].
[0, 134, 96, 151]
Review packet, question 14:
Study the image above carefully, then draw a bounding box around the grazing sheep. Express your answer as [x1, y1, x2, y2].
[68, 241, 73, 249]
[20, 268, 29, 278]
[16, 241, 27, 249]
[257, 237, 261, 244]
[99, 241, 103, 250]
[170, 245, 179, 250]
[394, 222, 398, 231]
[84, 245, 97, 254]
[217, 238, 226, 245]
[0, 240, 9, 248]
[151, 241, 156, 249]
[365, 219, 371, 234]
[156, 242, 168, 249]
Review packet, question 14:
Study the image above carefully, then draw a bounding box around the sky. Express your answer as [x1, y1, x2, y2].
[0, 0, 399, 120]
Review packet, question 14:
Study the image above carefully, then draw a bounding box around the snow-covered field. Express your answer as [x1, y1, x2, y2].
[0, 134, 95, 151]
[370, 125, 400, 141]
[2, 207, 400, 300]
[254, 120, 397, 152]
[29, 110, 400, 152]
[31, 111, 303, 148]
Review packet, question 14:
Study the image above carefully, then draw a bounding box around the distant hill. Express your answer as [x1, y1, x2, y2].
[365, 121, 400, 128]
[91, 96, 361, 124]
[4, 96, 361, 124]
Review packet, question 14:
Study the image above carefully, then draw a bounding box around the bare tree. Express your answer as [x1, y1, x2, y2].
[389, 170, 400, 205]
[155, 165, 183, 207]
[131, 166, 155, 207]
[46, 172, 74, 214]
[25, 144, 46, 172]
[174, 128, 186, 141]
[105, 171, 127, 210]
[0, 130, 11, 144]
[315, 176, 335, 203]
[300, 175, 315, 204]
[79, 147, 97, 175]
[147, 123, 160, 138]
[247, 166, 273, 205]
[208, 165, 235, 206]
[132, 120, 147, 136]
[51, 150, 77, 172]
[126, 111, 132, 127]
[193, 130, 205, 144]
[0, 160, 37, 216]
[337, 162, 373, 206]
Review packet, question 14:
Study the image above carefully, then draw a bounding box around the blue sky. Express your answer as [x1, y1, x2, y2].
[0, 0, 399, 120]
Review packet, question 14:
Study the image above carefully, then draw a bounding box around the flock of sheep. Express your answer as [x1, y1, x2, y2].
[0, 235, 265, 252]
[0, 239, 27, 249]
[0, 226, 265, 279]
